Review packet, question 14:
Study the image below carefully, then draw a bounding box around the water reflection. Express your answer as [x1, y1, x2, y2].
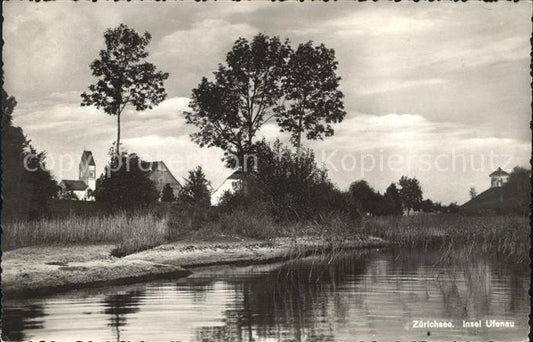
[216, 252, 370, 342]
[1, 304, 45, 341]
[1, 246, 529, 342]
[102, 290, 144, 342]
[193, 247, 529, 342]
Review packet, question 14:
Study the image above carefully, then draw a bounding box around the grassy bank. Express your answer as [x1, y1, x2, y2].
[4, 211, 528, 263]
[2, 209, 364, 257]
[2, 213, 167, 257]
[362, 215, 529, 263]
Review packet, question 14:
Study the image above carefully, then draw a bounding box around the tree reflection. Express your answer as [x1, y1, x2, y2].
[1, 304, 45, 341]
[102, 289, 145, 342]
[433, 246, 529, 320]
[192, 246, 529, 342]
[196, 251, 372, 342]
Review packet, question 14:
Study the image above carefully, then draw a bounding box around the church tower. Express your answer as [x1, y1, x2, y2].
[79, 150, 96, 191]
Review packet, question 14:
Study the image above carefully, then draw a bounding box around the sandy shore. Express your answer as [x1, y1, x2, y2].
[2, 236, 386, 298]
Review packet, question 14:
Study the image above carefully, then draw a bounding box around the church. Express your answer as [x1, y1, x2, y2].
[59, 150, 96, 200]
[59, 151, 182, 201]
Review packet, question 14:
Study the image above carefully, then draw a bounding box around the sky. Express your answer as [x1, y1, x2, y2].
[3, 2, 531, 204]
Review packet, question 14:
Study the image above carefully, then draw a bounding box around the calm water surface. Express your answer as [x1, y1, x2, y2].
[2, 247, 529, 342]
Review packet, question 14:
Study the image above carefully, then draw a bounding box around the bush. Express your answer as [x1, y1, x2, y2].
[165, 141, 363, 241]
[176, 166, 211, 207]
[242, 139, 361, 223]
[166, 203, 217, 240]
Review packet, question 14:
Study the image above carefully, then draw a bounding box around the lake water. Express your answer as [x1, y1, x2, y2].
[2, 246, 529, 342]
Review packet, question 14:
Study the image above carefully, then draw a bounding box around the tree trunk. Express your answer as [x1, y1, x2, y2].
[116, 111, 121, 156]
[296, 114, 303, 152]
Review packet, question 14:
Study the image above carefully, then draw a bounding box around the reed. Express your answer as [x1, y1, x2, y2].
[363, 214, 529, 263]
[110, 215, 168, 257]
[2, 212, 169, 255]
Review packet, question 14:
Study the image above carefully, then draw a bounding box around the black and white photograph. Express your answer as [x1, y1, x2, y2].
[1, 2, 531, 342]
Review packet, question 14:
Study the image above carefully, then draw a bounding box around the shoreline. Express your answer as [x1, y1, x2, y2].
[2, 236, 387, 299]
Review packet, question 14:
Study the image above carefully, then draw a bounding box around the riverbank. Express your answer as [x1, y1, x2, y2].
[2, 236, 387, 298]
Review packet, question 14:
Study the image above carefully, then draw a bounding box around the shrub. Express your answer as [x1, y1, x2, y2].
[166, 203, 217, 240]
[176, 166, 211, 207]
[161, 183, 176, 202]
[234, 139, 361, 223]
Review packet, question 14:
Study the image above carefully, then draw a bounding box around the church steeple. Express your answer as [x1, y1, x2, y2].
[79, 150, 96, 191]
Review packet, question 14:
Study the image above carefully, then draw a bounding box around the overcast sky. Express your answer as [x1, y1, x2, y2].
[3, 2, 531, 204]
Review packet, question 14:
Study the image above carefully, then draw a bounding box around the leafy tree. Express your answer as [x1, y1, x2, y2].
[178, 166, 211, 207]
[503, 166, 530, 216]
[419, 199, 435, 213]
[384, 183, 403, 216]
[81, 24, 169, 155]
[444, 202, 460, 214]
[2, 89, 58, 220]
[185, 34, 346, 167]
[277, 41, 346, 149]
[347, 180, 397, 216]
[398, 176, 423, 216]
[185, 34, 290, 168]
[250, 139, 354, 222]
[348, 180, 379, 215]
[94, 152, 159, 211]
[161, 183, 176, 202]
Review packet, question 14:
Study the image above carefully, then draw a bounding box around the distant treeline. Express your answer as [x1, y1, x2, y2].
[347, 179, 461, 217]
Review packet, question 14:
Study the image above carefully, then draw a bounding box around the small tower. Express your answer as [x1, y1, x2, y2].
[79, 150, 96, 191]
[489, 167, 510, 188]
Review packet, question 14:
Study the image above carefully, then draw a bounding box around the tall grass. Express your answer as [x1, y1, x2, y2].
[2, 212, 169, 255]
[5, 208, 525, 264]
[167, 202, 364, 243]
[363, 215, 529, 263]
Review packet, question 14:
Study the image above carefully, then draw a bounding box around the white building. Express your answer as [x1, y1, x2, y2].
[211, 170, 246, 205]
[489, 167, 510, 188]
[59, 150, 96, 200]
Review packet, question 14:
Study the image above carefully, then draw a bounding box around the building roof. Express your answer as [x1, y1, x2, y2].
[149, 161, 167, 172]
[489, 167, 510, 177]
[60, 180, 88, 191]
[211, 170, 245, 194]
[211, 170, 250, 195]
[81, 150, 95, 166]
[144, 160, 182, 188]
[227, 170, 247, 180]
